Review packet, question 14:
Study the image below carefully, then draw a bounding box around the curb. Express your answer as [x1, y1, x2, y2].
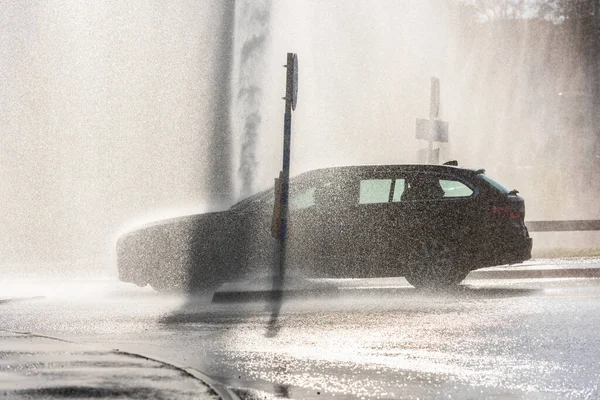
[466, 267, 600, 280]
[210, 266, 600, 302]
[114, 350, 240, 400]
[4, 331, 240, 400]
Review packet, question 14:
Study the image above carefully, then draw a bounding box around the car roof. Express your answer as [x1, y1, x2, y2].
[295, 163, 480, 180]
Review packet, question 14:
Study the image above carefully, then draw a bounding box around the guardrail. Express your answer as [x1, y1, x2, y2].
[527, 220, 600, 232]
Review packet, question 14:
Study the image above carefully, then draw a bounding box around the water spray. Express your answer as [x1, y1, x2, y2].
[234, 0, 272, 198]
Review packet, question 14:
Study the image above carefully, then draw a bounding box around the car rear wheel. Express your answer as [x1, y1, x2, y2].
[404, 239, 468, 289]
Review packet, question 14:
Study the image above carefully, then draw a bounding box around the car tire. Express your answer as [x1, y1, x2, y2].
[404, 238, 468, 289]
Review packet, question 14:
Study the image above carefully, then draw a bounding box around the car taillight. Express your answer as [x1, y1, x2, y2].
[492, 205, 522, 220]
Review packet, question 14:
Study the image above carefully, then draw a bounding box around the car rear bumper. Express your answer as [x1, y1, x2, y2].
[507, 236, 533, 263]
[474, 234, 532, 269]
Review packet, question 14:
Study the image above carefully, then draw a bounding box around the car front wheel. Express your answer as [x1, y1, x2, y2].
[404, 239, 469, 289]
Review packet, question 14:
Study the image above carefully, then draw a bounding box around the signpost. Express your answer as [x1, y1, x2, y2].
[416, 77, 448, 163]
[271, 53, 298, 291]
[272, 53, 298, 240]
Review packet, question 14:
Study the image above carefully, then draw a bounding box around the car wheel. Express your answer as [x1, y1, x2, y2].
[404, 239, 468, 289]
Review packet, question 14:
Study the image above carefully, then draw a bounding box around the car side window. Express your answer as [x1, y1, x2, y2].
[296, 175, 473, 208]
[359, 179, 392, 204]
[401, 174, 475, 201]
[359, 178, 407, 204]
[391, 179, 406, 202]
[439, 179, 474, 198]
[290, 187, 317, 210]
[400, 175, 444, 201]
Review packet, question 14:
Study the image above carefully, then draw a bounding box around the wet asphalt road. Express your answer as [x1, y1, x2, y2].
[2, 261, 600, 399]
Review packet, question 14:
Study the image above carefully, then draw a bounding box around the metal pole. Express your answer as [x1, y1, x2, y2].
[279, 53, 295, 242]
[427, 139, 433, 164]
[273, 53, 296, 289]
[428, 77, 440, 164]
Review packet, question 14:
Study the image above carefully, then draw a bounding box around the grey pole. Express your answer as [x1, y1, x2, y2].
[273, 52, 298, 288]
[279, 53, 296, 242]
[428, 77, 440, 163]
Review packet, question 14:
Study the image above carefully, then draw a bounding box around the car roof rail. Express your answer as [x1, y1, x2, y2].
[443, 160, 458, 166]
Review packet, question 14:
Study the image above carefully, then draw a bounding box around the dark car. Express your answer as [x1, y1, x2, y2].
[116, 164, 532, 290]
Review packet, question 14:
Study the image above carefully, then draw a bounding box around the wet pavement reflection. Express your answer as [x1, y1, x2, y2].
[1, 268, 599, 399]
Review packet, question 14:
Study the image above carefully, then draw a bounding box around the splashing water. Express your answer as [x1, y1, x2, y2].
[232, 0, 273, 198]
[1, 1, 598, 270]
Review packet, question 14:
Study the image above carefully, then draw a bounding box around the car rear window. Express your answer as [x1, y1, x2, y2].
[478, 174, 510, 194]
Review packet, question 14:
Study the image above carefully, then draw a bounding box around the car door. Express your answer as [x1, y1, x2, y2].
[329, 174, 400, 277]
[287, 175, 355, 276]
[390, 172, 481, 268]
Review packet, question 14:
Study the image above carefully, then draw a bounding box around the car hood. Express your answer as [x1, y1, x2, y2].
[119, 210, 232, 239]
